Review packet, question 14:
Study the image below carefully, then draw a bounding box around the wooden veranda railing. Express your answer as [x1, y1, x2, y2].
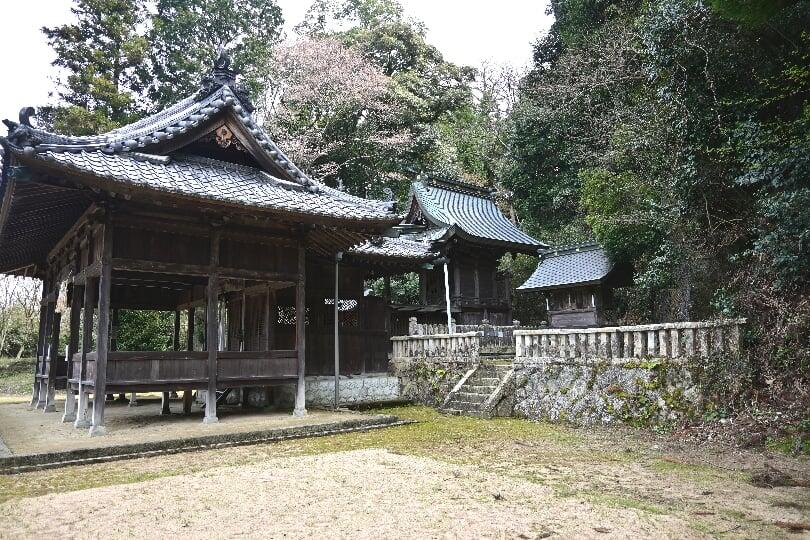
[71, 349, 297, 388]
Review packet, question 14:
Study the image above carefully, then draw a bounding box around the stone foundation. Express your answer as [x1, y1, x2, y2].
[273, 375, 401, 408]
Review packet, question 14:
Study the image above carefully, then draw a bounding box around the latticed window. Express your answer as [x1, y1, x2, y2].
[323, 298, 360, 327]
[277, 306, 310, 326]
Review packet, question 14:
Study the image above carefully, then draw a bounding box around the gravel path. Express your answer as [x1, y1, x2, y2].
[0, 448, 694, 539]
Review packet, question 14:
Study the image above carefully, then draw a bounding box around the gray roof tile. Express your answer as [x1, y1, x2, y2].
[518, 243, 614, 290]
[350, 234, 438, 261]
[30, 151, 397, 222]
[4, 80, 394, 218]
[412, 180, 544, 249]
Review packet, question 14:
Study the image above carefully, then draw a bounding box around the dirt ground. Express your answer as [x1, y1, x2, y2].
[0, 397, 370, 455]
[0, 406, 808, 539]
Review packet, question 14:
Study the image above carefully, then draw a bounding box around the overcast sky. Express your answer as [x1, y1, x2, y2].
[0, 1, 552, 123]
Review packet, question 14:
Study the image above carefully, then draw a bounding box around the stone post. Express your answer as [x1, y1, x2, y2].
[408, 316, 418, 336]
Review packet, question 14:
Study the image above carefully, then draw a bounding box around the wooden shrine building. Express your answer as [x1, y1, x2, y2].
[348, 177, 545, 330]
[517, 242, 632, 328]
[0, 54, 400, 435]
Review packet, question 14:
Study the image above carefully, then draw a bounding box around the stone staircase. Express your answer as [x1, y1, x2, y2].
[439, 359, 514, 418]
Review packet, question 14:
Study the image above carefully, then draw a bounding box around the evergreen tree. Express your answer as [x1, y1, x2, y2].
[42, 0, 149, 134]
[148, 0, 284, 109]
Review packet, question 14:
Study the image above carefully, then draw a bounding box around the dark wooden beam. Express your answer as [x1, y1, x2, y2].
[111, 257, 297, 283]
[183, 307, 195, 414]
[90, 218, 113, 436]
[204, 227, 221, 424]
[62, 282, 83, 422]
[43, 309, 61, 413]
[293, 244, 306, 416]
[74, 276, 96, 428]
[29, 280, 48, 409]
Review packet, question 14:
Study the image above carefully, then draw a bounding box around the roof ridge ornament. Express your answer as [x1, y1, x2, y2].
[199, 47, 254, 113]
[2, 107, 40, 151]
[18, 107, 35, 127]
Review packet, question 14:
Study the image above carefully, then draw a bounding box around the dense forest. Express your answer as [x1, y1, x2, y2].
[2, 0, 806, 414]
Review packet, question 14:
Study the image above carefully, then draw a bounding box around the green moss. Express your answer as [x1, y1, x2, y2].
[551, 481, 669, 515]
[650, 458, 729, 481]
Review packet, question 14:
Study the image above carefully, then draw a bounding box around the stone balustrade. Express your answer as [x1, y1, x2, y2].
[514, 319, 745, 361]
[391, 332, 481, 361]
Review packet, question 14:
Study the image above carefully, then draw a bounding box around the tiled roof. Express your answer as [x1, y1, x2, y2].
[349, 234, 438, 261]
[24, 151, 396, 222]
[6, 85, 319, 188]
[411, 179, 544, 250]
[0, 61, 397, 224]
[518, 243, 614, 291]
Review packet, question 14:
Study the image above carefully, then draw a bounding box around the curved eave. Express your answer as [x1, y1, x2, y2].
[411, 183, 547, 254]
[517, 278, 605, 292]
[8, 148, 400, 232]
[435, 225, 544, 255]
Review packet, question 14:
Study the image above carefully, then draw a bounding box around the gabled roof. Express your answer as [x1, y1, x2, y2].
[407, 178, 545, 253]
[518, 242, 614, 291]
[0, 53, 398, 227]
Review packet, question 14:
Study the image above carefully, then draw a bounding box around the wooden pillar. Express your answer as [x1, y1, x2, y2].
[334, 253, 341, 410]
[453, 259, 461, 297]
[29, 281, 49, 409]
[187, 308, 195, 351]
[263, 288, 271, 351]
[62, 284, 82, 422]
[293, 244, 307, 417]
[383, 275, 391, 334]
[239, 291, 246, 352]
[111, 309, 119, 351]
[36, 294, 55, 410]
[128, 311, 138, 405]
[183, 307, 195, 414]
[43, 308, 61, 413]
[443, 262, 452, 334]
[74, 278, 95, 428]
[473, 258, 480, 301]
[204, 228, 221, 424]
[161, 310, 181, 415]
[173, 310, 181, 351]
[269, 290, 277, 350]
[109, 308, 124, 404]
[89, 221, 113, 437]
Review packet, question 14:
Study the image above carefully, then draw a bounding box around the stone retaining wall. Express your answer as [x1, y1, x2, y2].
[390, 319, 749, 425]
[512, 319, 749, 425]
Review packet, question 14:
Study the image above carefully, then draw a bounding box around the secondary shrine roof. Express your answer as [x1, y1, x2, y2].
[518, 242, 615, 291]
[409, 178, 545, 253]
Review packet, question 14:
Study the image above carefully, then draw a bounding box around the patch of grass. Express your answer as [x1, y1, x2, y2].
[766, 435, 810, 456]
[577, 490, 669, 515]
[0, 357, 34, 396]
[278, 406, 583, 462]
[650, 458, 727, 480]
